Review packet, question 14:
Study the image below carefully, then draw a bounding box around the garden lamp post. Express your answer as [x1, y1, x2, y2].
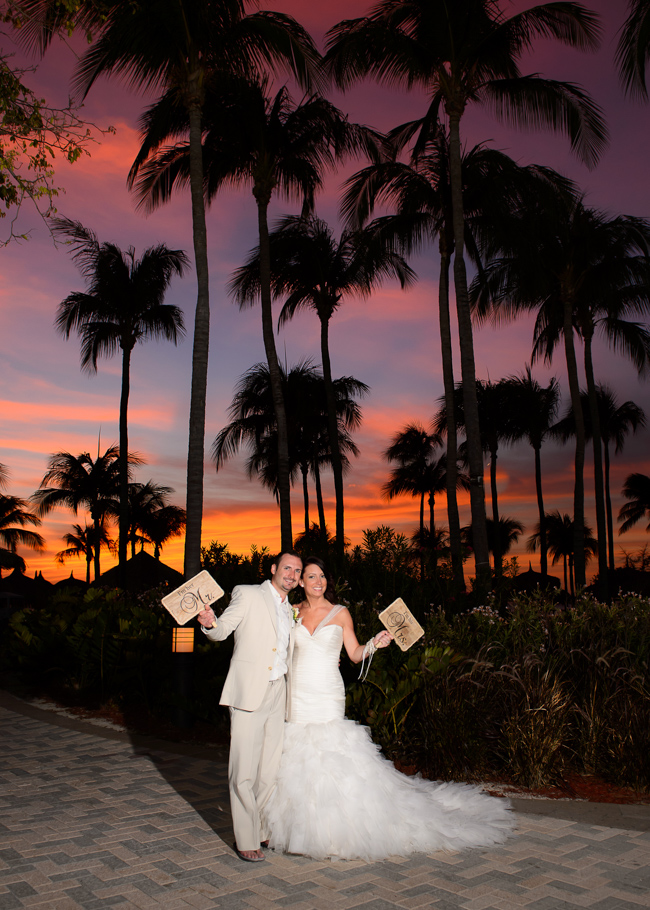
[171, 626, 194, 728]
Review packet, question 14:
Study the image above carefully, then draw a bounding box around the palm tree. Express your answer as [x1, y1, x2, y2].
[127, 481, 186, 559]
[325, 0, 607, 582]
[485, 516, 524, 565]
[52, 217, 186, 587]
[145, 504, 187, 560]
[383, 451, 450, 539]
[411, 523, 450, 571]
[617, 0, 650, 98]
[32, 445, 142, 581]
[553, 386, 646, 571]
[599, 391, 646, 569]
[435, 379, 519, 577]
[231, 213, 413, 560]
[130, 79, 372, 553]
[56, 522, 115, 584]
[474, 197, 650, 588]
[528, 510, 597, 595]
[212, 361, 368, 535]
[461, 516, 524, 569]
[534, 206, 650, 587]
[69, 0, 320, 578]
[342, 127, 574, 587]
[505, 367, 561, 578]
[382, 422, 446, 577]
[0, 493, 45, 576]
[293, 522, 336, 560]
[619, 473, 650, 535]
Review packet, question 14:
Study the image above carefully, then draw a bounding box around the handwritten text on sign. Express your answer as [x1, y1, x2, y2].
[161, 570, 225, 625]
[378, 598, 424, 651]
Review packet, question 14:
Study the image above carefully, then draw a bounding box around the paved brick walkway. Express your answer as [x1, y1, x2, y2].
[1, 693, 649, 910]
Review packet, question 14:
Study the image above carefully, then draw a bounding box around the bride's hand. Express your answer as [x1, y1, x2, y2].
[373, 630, 393, 648]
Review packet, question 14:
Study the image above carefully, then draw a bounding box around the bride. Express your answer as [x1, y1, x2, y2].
[263, 556, 515, 862]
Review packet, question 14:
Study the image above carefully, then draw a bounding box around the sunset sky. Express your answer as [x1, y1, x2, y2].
[2, 0, 650, 584]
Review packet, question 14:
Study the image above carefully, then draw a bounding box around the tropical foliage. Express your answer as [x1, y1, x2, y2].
[0, 491, 45, 574]
[53, 217, 187, 585]
[56, 522, 114, 585]
[326, 0, 607, 583]
[4, 573, 650, 792]
[212, 360, 367, 538]
[68, 0, 320, 577]
[32, 446, 141, 581]
[0, 49, 102, 244]
[232, 212, 413, 559]
[619, 473, 650, 534]
[4, 2, 650, 613]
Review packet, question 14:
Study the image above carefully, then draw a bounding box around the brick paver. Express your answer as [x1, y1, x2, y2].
[1, 696, 649, 909]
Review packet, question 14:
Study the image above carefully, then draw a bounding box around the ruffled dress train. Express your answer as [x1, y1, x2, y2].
[264, 608, 515, 862]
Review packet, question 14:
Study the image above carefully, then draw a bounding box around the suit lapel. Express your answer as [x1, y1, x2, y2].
[261, 580, 278, 633]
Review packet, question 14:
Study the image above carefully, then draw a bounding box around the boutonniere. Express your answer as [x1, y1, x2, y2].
[291, 606, 302, 624]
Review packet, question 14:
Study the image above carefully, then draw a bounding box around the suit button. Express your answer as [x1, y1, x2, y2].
[268, 666, 272, 671]
[272, 647, 277, 652]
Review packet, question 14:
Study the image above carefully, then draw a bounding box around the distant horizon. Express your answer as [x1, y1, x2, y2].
[2, 0, 649, 586]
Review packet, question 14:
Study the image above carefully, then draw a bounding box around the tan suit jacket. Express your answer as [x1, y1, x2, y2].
[203, 579, 294, 713]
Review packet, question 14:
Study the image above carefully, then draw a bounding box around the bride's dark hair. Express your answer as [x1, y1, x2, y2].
[300, 556, 337, 604]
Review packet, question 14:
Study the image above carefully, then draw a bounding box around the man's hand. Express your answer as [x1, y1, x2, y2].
[197, 607, 217, 629]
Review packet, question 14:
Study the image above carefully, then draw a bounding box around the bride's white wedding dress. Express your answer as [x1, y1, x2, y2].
[264, 605, 515, 862]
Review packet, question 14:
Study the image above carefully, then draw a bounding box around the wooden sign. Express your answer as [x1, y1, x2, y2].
[378, 597, 424, 651]
[161, 570, 224, 625]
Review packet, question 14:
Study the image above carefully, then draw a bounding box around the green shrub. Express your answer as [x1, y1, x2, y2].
[346, 589, 650, 791]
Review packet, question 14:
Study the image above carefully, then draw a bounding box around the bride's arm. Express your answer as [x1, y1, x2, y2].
[339, 608, 392, 663]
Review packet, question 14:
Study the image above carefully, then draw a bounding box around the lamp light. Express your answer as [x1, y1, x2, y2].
[172, 626, 194, 653]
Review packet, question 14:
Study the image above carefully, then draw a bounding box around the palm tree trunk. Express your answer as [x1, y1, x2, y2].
[603, 440, 615, 571]
[419, 490, 425, 579]
[86, 547, 91, 586]
[313, 460, 327, 542]
[256, 189, 293, 551]
[118, 344, 130, 589]
[183, 82, 210, 580]
[428, 493, 438, 572]
[438, 239, 464, 589]
[583, 328, 608, 589]
[490, 445, 501, 577]
[447, 110, 490, 583]
[563, 292, 586, 588]
[91, 507, 101, 581]
[319, 315, 345, 562]
[301, 464, 310, 533]
[534, 445, 547, 576]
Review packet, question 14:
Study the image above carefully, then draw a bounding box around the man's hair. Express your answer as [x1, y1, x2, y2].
[272, 549, 302, 566]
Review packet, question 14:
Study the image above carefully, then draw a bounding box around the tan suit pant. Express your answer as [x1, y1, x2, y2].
[228, 677, 286, 850]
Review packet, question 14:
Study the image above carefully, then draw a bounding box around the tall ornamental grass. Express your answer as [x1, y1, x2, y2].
[347, 591, 650, 791]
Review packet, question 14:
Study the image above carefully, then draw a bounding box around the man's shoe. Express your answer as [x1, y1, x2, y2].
[233, 844, 265, 862]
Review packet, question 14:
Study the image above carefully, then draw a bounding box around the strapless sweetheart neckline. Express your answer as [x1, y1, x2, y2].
[297, 621, 341, 638]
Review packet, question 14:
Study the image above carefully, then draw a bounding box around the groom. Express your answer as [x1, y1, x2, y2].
[196, 551, 303, 862]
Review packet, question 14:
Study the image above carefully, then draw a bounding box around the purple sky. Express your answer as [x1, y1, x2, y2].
[2, 0, 650, 582]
